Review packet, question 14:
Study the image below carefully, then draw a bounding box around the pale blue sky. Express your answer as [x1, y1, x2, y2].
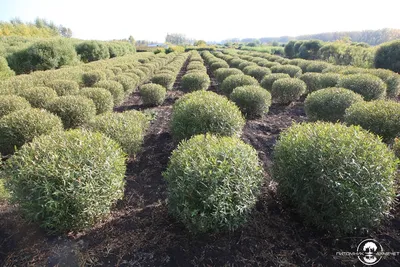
[1, 0, 400, 42]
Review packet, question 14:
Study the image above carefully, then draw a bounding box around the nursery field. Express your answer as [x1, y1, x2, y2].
[0, 49, 400, 266]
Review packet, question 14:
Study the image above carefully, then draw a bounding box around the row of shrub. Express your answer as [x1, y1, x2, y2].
[180, 51, 210, 92]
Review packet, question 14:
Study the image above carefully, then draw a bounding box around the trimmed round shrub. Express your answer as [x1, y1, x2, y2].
[139, 83, 166, 106]
[299, 73, 322, 93]
[305, 61, 330, 73]
[46, 80, 80, 96]
[374, 40, 400, 73]
[271, 78, 306, 104]
[85, 110, 149, 155]
[337, 74, 387, 101]
[82, 70, 106, 87]
[0, 95, 31, 118]
[163, 134, 263, 233]
[260, 73, 291, 90]
[17, 86, 58, 108]
[171, 91, 245, 140]
[244, 66, 272, 82]
[214, 68, 243, 83]
[368, 69, 400, 98]
[271, 65, 302, 77]
[151, 73, 175, 90]
[113, 74, 138, 92]
[230, 85, 272, 119]
[210, 61, 229, 72]
[305, 87, 364, 122]
[220, 74, 258, 95]
[76, 41, 110, 63]
[181, 72, 210, 92]
[93, 80, 125, 105]
[3, 129, 126, 233]
[46, 95, 96, 129]
[238, 61, 256, 70]
[0, 108, 63, 155]
[344, 100, 400, 142]
[273, 122, 397, 234]
[319, 73, 341, 88]
[79, 87, 114, 114]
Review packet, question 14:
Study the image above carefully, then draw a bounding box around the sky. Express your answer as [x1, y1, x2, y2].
[1, 0, 400, 42]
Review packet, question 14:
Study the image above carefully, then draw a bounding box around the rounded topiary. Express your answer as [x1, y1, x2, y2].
[85, 110, 149, 156]
[181, 72, 210, 92]
[271, 78, 307, 104]
[230, 85, 272, 119]
[82, 70, 106, 87]
[344, 100, 400, 143]
[305, 87, 364, 122]
[46, 80, 79, 96]
[171, 91, 245, 140]
[0, 95, 31, 118]
[18, 86, 58, 108]
[319, 73, 341, 88]
[163, 134, 264, 233]
[271, 65, 302, 77]
[113, 74, 138, 92]
[79, 87, 114, 114]
[220, 74, 258, 95]
[151, 73, 175, 90]
[214, 68, 243, 83]
[374, 40, 400, 73]
[93, 80, 125, 105]
[139, 83, 166, 106]
[210, 61, 229, 72]
[243, 66, 272, 82]
[305, 61, 330, 73]
[273, 122, 397, 234]
[368, 69, 400, 98]
[260, 73, 291, 90]
[299, 73, 322, 93]
[0, 108, 63, 155]
[46, 95, 96, 129]
[76, 41, 110, 63]
[337, 74, 387, 101]
[3, 129, 126, 233]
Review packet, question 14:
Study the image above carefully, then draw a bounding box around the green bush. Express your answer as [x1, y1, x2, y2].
[85, 110, 149, 155]
[93, 80, 125, 105]
[337, 74, 387, 101]
[220, 74, 258, 95]
[3, 129, 126, 233]
[171, 91, 245, 140]
[0, 95, 31, 118]
[76, 41, 110, 63]
[46, 80, 79, 96]
[368, 69, 400, 98]
[243, 66, 272, 82]
[163, 134, 263, 233]
[181, 72, 210, 92]
[299, 73, 322, 93]
[82, 70, 106, 87]
[79, 87, 114, 114]
[271, 65, 302, 77]
[151, 73, 175, 90]
[271, 78, 306, 104]
[230, 85, 272, 119]
[273, 122, 397, 234]
[344, 100, 400, 142]
[0, 108, 63, 155]
[305, 61, 330, 73]
[17, 86, 58, 108]
[0, 178, 10, 201]
[210, 61, 229, 72]
[0, 56, 15, 80]
[113, 74, 138, 92]
[260, 73, 291, 90]
[214, 68, 242, 83]
[319, 73, 341, 88]
[393, 138, 400, 158]
[139, 83, 166, 106]
[374, 40, 400, 73]
[46, 95, 96, 129]
[305, 87, 364, 122]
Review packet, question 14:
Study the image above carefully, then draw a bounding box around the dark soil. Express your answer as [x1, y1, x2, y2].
[1, 62, 399, 267]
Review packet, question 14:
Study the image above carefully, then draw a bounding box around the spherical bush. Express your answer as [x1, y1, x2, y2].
[113, 74, 138, 92]
[46, 80, 79, 96]
[260, 73, 290, 90]
[0, 95, 31, 118]
[46, 95, 96, 129]
[0, 108, 63, 155]
[3, 129, 126, 233]
[214, 68, 243, 83]
[210, 61, 229, 72]
[230, 85, 272, 119]
[337, 74, 387, 101]
[305, 87, 364, 122]
[344, 100, 400, 143]
[151, 73, 175, 90]
[271, 78, 306, 104]
[238, 61, 256, 71]
[299, 73, 322, 93]
[163, 134, 264, 233]
[82, 70, 106, 87]
[76, 41, 110, 63]
[244, 66, 272, 82]
[139, 83, 166, 106]
[319, 73, 341, 88]
[85, 110, 149, 156]
[18, 86, 58, 108]
[271, 65, 302, 77]
[273, 122, 397, 234]
[79, 87, 114, 114]
[368, 69, 400, 98]
[93, 80, 125, 105]
[374, 40, 400, 73]
[305, 61, 330, 73]
[171, 91, 245, 140]
[220, 74, 258, 95]
[181, 72, 210, 92]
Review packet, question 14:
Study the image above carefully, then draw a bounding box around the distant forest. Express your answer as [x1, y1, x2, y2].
[223, 28, 400, 46]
